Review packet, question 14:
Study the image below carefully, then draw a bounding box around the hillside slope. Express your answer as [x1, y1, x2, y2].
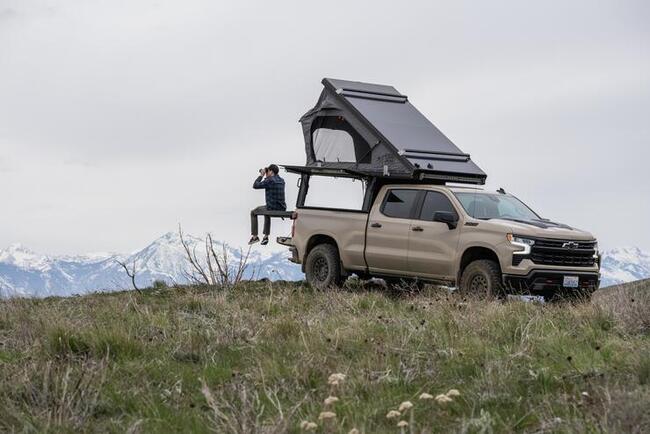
[0, 280, 648, 433]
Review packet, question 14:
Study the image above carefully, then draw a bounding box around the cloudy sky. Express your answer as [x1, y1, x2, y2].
[0, 0, 648, 255]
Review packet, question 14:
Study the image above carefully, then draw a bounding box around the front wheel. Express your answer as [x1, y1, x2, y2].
[305, 244, 343, 290]
[459, 259, 503, 299]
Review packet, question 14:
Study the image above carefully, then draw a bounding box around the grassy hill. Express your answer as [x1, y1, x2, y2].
[0, 280, 648, 433]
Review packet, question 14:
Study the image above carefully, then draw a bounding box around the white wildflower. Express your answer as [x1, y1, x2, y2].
[324, 396, 339, 406]
[300, 421, 318, 431]
[318, 411, 336, 420]
[328, 373, 346, 386]
[386, 410, 401, 419]
[419, 392, 434, 400]
[398, 401, 413, 412]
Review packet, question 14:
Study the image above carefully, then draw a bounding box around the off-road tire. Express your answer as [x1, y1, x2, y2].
[459, 259, 503, 299]
[305, 244, 343, 290]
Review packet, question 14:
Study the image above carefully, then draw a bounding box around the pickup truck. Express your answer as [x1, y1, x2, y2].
[280, 184, 601, 298]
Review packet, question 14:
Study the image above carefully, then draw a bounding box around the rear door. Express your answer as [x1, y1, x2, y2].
[408, 190, 461, 279]
[365, 188, 418, 274]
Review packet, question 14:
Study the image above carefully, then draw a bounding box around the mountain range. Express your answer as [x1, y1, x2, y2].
[0, 232, 302, 298]
[0, 233, 648, 298]
[599, 246, 650, 287]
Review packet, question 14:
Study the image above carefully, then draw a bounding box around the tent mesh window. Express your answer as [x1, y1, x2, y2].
[311, 116, 371, 164]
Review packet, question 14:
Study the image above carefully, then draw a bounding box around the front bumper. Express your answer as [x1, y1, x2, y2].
[503, 270, 600, 294]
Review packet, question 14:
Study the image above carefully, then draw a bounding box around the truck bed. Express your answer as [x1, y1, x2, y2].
[291, 208, 369, 271]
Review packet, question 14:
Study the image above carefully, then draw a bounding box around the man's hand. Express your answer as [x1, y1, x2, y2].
[259, 168, 265, 176]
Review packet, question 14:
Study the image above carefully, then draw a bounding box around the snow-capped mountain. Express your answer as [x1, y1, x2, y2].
[599, 247, 650, 287]
[1, 235, 648, 298]
[0, 232, 303, 298]
[0, 243, 54, 271]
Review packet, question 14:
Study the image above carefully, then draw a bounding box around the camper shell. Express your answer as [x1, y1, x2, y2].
[285, 78, 486, 184]
[285, 78, 487, 209]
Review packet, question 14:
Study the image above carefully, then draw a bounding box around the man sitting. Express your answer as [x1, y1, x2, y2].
[249, 164, 287, 246]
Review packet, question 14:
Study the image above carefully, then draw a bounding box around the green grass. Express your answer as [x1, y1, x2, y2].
[0, 280, 648, 433]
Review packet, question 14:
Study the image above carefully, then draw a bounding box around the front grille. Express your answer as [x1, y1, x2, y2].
[529, 238, 597, 267]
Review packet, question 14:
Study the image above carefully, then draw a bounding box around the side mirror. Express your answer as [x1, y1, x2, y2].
[433, 211, 459, 229]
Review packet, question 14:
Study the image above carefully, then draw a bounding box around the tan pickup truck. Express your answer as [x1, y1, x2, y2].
[280, 184, 600, 299]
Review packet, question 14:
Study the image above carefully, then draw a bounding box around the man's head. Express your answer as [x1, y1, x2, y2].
[267, 164, 279, 176]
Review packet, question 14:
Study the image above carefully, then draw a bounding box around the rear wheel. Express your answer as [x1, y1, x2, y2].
[305, 244, 342, 290]
[459, 259, 503, 299]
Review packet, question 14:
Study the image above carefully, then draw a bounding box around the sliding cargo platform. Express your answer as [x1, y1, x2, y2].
[258, 210, 294, 219]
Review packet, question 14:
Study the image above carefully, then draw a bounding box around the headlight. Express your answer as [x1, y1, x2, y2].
[507, 233, 535, 255]
[593, 240, 599, 258]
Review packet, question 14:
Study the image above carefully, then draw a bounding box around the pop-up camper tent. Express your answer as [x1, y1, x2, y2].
[285, 78, 487, 185]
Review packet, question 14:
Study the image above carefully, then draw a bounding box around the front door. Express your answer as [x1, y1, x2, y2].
[365, 189, 418, 274]
[408, 190, 461, 279]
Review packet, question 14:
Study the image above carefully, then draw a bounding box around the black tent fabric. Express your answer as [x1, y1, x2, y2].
[295, 78, 487, 185]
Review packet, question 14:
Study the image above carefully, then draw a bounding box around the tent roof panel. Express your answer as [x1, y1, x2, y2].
[323, 78, 402, 98]
[297, 78, 487, 185]
[345, 96, 462, 159]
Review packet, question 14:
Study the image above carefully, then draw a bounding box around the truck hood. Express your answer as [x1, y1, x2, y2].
[482, 218, 595, 240]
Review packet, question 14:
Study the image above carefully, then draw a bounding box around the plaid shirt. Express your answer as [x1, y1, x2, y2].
[253, 175, 287, 210]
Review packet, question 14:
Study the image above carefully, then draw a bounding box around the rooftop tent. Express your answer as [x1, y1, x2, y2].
[290, 78, 487, 184]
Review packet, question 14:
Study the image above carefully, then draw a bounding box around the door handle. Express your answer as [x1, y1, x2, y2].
[412, 226, 424, 232]
[370, 222, 382, 228]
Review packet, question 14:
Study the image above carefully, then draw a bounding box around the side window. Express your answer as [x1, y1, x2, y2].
[381, 189, 418, 219]
[312, 128, 356, 162]
[419, 191, 457, 221]
[311, 116, 372, 163]
[303, 176, 365, 211]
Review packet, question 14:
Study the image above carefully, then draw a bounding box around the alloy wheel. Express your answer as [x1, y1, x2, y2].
[313, 257, 329, 282]
[470, 274, 490, 295]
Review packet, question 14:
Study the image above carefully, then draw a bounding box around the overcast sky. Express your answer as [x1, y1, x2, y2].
[1, 0, 648, 255]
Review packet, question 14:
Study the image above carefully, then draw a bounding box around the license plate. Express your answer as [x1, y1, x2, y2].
[563, 276, 579, 288]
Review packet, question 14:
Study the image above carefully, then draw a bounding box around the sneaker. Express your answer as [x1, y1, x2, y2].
[261, 236, 269, 246]
[248, 236, 260, 245]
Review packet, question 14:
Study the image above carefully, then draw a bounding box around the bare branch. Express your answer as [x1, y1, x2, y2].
[179, 224, 210, 285]
[179, 225, 252, 289]
[234, 246, 251, 283]
[115, 259, 142, 294]
[205, 236, 217, 285]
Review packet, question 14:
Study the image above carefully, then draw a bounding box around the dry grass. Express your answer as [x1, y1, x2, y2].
[0, 280, 648, 433]
[593, 279, 650, 335]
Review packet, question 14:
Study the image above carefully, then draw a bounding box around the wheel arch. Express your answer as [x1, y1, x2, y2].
[303, 234, 340, 272]
[457, 246, 502, 284]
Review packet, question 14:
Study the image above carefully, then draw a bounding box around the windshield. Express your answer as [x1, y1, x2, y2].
[454, 192, 540, 221]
